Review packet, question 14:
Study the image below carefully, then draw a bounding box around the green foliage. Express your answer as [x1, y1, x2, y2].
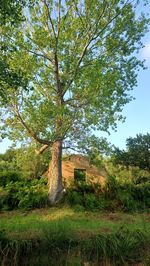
[0, 149, 18, 171]
[135, 175, 150, 184]
[0, 145, 50, 179]
[0, 229, 8, 252]
[0, 170, 21, 187]
[0, 0, 34, 26]
[105, 176, 150, 211]
[66, 190, 83, 206]
[106, 155, 150, 185]
[14, 145, 50, 178]
[1, 166, 150, 212]
[113, 133, 150, 170]
[77, 135, 112, 161]
[74, 169, 86, 182]
[0, 176, 48, 210]
[66, 175, 150, 212]
[0, 187, 9, 210]
[0, 1, 149, 153]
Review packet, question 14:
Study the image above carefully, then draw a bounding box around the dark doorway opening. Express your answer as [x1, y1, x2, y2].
[74, 169, 86, 182]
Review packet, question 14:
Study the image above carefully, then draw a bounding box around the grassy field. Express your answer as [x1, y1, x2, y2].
[0, 208, 150, 265]
[0, 207, 150, 238]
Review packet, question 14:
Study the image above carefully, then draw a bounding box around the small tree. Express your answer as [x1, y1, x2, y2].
[0, 0, 149, 204]
[113, 133, 150, 171]
[15, 145, 50, 178]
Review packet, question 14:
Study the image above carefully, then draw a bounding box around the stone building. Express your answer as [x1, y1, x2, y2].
[62, 154, 107, 187]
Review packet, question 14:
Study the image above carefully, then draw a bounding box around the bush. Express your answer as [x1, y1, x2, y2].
[135, 175, 150, 184]
[0, 171, 21, 187]
[131, 183, 150, 208]
[0, 187, 9, 210]
[84, 194, 99, 211]
[66, 176, 150, 212]
[0, 177, 48, 210]
[66, 190, 83, 206]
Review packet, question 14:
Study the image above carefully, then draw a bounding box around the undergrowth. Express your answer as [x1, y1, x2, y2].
[66, 176, 150, 212]
[0, 226, 150, 265]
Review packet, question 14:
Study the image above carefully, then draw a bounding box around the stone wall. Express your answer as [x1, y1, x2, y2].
[62, 154, 107, 187]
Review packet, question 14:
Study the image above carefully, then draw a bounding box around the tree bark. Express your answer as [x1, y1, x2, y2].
[47, 140, 64, 204]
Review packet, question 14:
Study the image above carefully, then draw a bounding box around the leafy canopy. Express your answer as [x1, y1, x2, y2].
[0, 0, 34, 102]
[113, 133, 150, 170]
[0, 0, 149, 152]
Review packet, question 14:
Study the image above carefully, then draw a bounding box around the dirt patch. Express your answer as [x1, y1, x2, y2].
[106, 213, 123, 221]
[100, 212, 134, 223]
[100, 227, 112, 234]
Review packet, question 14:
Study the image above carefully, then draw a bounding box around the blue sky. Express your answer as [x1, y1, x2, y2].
[0, 3, 150, 153]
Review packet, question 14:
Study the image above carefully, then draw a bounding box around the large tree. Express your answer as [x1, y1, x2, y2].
[0, 0, 149, 204]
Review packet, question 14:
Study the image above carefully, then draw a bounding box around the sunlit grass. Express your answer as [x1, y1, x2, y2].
[0, 207, 149, 240]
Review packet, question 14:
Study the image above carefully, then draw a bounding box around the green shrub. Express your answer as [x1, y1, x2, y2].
[131, 183, 150, 208]
[74, 181, 96, 193]
[0, 171, 21, 187]
[117, 188, 137, 211]
[66, 190, 83, 206]
[105, 175, 119, 198]
[84, 194, 99, 211]
[66, 175, 150, 212]
[0, 177, 48, 210]
[0, 187, 8, 210]
[74, 204, 85, 212]
[135, 175, 150, 184]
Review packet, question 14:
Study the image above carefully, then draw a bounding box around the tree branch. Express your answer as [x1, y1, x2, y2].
[13, 104, 52, 145]
[25, 35, 54, 64]
[43, 0, 57, 41]
[57, 0, 61, 38]
[7, 35, 54, 64]
[35, 144, 49, 154]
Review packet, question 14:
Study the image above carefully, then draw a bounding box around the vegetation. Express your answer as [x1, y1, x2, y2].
[66, 176, 150, 212]
[0, 0, 149, 203]
[0, 208, 150, 265]
[0, 167, 149, 212]
[0, 174, 48, 210]
[113, 133, 150, 171]
[0, 145, 50, 178]
[0, 0, 150, 264]
[0, 134, 150, 264]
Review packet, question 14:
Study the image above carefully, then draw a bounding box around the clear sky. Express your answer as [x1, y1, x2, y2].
[0, 3, 150, 153]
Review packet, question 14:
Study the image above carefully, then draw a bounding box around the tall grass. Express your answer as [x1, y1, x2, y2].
[1, 225, 150, 265]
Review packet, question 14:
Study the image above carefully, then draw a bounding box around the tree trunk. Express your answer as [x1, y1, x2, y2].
[48, 140, 64, 204]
